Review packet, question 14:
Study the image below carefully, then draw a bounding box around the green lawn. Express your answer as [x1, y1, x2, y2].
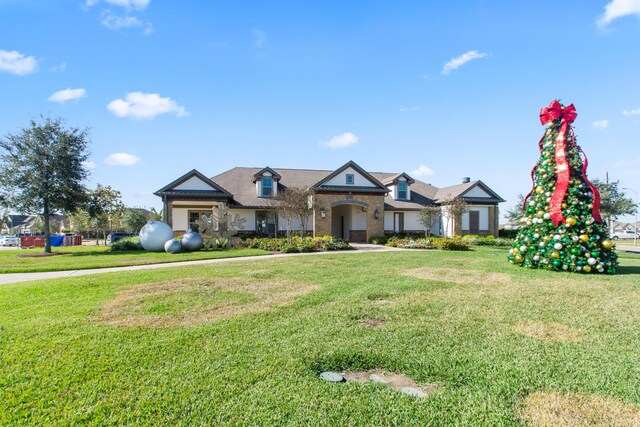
[0, 245, 269, 273]
[2, 247, 640, 425]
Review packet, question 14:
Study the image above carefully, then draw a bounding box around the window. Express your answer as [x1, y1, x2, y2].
[346, 174, 354, 185]
[256, 211, 277, 237]
[188, 210, 210, 232]
[262, 177, 273, 197]
[397, 181, 408, 199]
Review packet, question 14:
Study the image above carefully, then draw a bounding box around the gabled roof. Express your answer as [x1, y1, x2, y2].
[435, 180, 505, 203]
[380, 172, 415, 186]
[311, 160, 389, 193]
[154, 169, 232, 198]
[252, 167, 282, 183]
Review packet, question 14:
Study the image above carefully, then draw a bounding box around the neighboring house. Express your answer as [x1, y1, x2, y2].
[1, 214, 66, 235]
[155, 160, 505, 242]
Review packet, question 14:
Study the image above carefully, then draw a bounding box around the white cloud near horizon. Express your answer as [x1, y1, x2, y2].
[105, 152, 141, 166]
[107, 92, 189, 119]
[86, 0, 150, 10]
[0, 49, 38, 75]
[48, 88, 87, 103]
[320, 132, 359, 149]
[592, 119, 610, 129]
[623, 108, 640, 116]
[442, 50, 487, 75]
[82, 160, 97, 170]
[597, 0, 640, 27]
[411, 164, 436, 178]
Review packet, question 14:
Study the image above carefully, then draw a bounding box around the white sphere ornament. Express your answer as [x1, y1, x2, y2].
[543, 213, 551, 219]
[554, 243, 563, 250]
[181, 229, 203, 251]
[588, 257, 597, 266]
[139, 221, 175, 252]
[164, 239, 182, 254]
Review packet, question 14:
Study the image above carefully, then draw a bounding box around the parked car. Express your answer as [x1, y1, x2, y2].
[106, 232, 136, 245]
[0, 234, 20, 247]
[611, 230, 639, 240]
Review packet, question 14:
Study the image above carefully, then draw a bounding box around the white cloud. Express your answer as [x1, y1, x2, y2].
[400, 106, 420, 112]
[411, 164, 436, 178]
[0, 49, 38, 75]
[320, 132, 359, 149]
[82, 160, 97, 170]
[51, 62, 67, 72]
[592, 119, 609, 129]
[597, 0, 640, 27]
[86, 0, 150, 10]
[442, 50, 487, 75]
[101, 13, 142, 30]
[623, 108, 640, 116]
[107, 92, 189, 119]
[105, 152, 141, 166]
[48, 88, 87, 103]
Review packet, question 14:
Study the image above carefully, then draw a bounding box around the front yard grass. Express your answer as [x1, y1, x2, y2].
[2, 247, 640, 425]
[0, 245, 269, 273]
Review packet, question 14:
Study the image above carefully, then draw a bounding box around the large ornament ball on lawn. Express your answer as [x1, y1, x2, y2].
[181, 229, 203, 251]
[139, 221, 174, 252]
[164, 239, 182, 254]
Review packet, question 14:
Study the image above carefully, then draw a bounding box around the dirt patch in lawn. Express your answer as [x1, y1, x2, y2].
[521, 391, 640, 426]
[342, 370, 438, 397]
[512, 320, 583, 342]
[357, 319, 386, 329]
[93, 277, 317, 328]
[402, 267, 511, 285]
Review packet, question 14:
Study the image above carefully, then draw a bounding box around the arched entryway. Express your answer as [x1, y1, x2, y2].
[331, 200, 368, 242]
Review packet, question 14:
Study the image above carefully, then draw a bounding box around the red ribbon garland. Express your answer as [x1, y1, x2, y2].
[523, 100, 603, 225]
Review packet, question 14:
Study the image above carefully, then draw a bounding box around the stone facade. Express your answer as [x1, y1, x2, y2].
[313, 192, 385, 241]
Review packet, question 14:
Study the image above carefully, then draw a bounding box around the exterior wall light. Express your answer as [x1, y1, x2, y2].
[320, 210, 326, 219]
[374, 209, 380, 220]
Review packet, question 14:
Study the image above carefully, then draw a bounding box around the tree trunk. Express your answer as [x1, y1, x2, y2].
[43, 211, 51, 254]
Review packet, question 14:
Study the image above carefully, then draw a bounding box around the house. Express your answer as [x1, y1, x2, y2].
[155, 160, 505, 242]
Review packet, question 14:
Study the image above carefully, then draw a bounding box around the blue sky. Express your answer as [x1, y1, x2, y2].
[1, 0, 639, 221]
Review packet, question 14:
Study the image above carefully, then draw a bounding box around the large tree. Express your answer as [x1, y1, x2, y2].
[591, 179, 636, 226]
[0, 117, 90, 253]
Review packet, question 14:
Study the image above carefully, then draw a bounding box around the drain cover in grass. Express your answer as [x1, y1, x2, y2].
[320, 372, 345, 382]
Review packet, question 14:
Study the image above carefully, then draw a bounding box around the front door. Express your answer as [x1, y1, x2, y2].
[394, 213, 404, 233]
[469, 210, 480, 234]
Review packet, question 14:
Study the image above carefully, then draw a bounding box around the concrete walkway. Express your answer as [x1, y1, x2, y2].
[0, 243, 401, 286]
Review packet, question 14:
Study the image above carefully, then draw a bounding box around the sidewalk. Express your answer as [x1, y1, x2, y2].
[0, 243, 401, 286]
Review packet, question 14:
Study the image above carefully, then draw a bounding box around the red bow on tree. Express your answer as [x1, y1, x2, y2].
[539, 100, 577, 126]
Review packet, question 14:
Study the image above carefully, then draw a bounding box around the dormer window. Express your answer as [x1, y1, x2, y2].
[398, 181, 408, 200]
[262, 177, 273, 197]
[346, 174, 354, 185]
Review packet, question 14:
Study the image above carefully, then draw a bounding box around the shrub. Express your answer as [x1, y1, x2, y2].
[110, 236, 143, 251]
[368, 235, 388, 245]
[436, 238, 470, 251]
[499, 229, 518, 239]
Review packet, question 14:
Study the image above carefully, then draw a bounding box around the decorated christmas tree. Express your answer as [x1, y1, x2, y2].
[508, 100, 618, 274]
